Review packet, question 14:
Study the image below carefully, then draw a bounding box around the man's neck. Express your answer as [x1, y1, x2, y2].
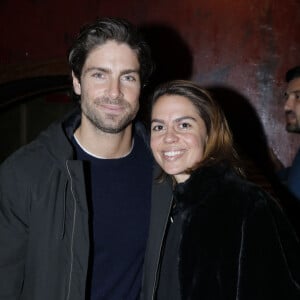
[74, 121, 133, 159]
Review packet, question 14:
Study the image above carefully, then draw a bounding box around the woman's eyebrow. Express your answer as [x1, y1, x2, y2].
[151, 116, 197, 124]
[151, 118, 164, 124]
[175, 116, 197, 122]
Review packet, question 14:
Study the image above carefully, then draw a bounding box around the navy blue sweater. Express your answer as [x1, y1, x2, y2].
[73, 133, 153, 300]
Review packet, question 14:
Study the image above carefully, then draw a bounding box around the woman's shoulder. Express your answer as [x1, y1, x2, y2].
[182, 163, 276, 214]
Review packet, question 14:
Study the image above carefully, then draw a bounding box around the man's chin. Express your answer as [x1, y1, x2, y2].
[286, 124, 300, 133]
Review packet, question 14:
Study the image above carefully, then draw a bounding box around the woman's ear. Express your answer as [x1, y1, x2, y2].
[72, 71, 81, 95]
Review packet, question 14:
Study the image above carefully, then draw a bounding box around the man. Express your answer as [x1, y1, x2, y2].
[282, 65, 300, 200]
[0, 17, 155, 299]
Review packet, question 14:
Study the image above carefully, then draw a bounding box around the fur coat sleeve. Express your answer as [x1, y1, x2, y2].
[175, 164, 300, 300]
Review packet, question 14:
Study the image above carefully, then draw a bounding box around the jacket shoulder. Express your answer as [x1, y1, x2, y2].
[181, 165, 272, 214]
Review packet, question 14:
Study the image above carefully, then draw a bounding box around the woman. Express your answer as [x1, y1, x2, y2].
[141, 80, 300, 300]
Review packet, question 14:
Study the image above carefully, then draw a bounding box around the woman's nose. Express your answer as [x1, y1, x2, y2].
[163, 129, 178, 143]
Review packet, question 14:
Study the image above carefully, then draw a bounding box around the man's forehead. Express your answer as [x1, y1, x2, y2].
[287, 77, 300, 93]
[82, 41, 140, 76]
[85, 41, 139, 66]
[90, 41, 138, 58]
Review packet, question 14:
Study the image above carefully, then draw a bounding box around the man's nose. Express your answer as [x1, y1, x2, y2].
[284, 95, 295, 112]
[107, 78, 122, 99]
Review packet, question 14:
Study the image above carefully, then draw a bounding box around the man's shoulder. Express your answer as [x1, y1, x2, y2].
[0, 132, 54, 180]
[134, 120, 152, 150]
[2, 107, 80, 166]
[0, 116, 70, 176]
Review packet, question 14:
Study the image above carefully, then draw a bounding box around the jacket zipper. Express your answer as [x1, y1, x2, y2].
[65, 160, 77, 300]
[151, 196, 174, 300]
[60, 181, 67, 240]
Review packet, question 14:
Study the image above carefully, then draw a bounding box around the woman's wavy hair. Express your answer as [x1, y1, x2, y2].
[150, 80, 244, 179]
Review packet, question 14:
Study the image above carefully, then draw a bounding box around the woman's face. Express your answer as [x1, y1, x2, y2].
[150, 94, 208, 183]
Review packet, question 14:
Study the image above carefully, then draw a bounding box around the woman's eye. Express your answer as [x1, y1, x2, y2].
[152, 124, 164, 131]
[179, 122, 191, 129]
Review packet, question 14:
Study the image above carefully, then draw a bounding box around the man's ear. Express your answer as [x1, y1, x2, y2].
[72, 71, 81, 95]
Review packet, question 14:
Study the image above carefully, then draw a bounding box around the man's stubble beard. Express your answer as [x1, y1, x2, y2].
[81, 96, 139, 134]
[286, 124, 300, 133]
[285, 111, 300, 133]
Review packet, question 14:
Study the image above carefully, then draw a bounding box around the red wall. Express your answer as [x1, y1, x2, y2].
[1, 0, 300, 166]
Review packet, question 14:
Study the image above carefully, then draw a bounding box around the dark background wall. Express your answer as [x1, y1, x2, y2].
[0, 0, 300, 166]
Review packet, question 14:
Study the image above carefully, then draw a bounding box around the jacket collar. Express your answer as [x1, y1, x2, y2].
[37, 106, 150, 169]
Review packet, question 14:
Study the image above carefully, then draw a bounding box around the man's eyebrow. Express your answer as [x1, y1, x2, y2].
[120, 69, 140, 75]
[286, 89, 300, 95]
[83, 67, 140, 76]
[83, 67, 108, 75]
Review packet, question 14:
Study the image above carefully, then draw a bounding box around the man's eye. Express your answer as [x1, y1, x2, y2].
[122, 75, 137, 82]
[92, 72, 104, 79]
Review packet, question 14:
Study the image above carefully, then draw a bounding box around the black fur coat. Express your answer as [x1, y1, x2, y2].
[141, 163, 300, 300]
[173, 164, 300, 299]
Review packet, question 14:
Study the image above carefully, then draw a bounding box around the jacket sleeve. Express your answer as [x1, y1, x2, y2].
[236, 189, 300, 299]
[0, 159, 29, 299]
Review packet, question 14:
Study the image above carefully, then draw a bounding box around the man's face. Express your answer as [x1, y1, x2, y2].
[72, 40, 141, 134]
[284, 77, 300, 133]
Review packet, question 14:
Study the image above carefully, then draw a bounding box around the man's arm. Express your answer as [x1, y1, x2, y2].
[0, 160, 28, 299]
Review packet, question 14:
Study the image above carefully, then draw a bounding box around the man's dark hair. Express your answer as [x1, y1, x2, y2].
[285, 66, 300, 83]
[68, 17, 154, 86]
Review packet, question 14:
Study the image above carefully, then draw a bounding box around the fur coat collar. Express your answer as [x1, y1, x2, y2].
[172, 163, 300, 299]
